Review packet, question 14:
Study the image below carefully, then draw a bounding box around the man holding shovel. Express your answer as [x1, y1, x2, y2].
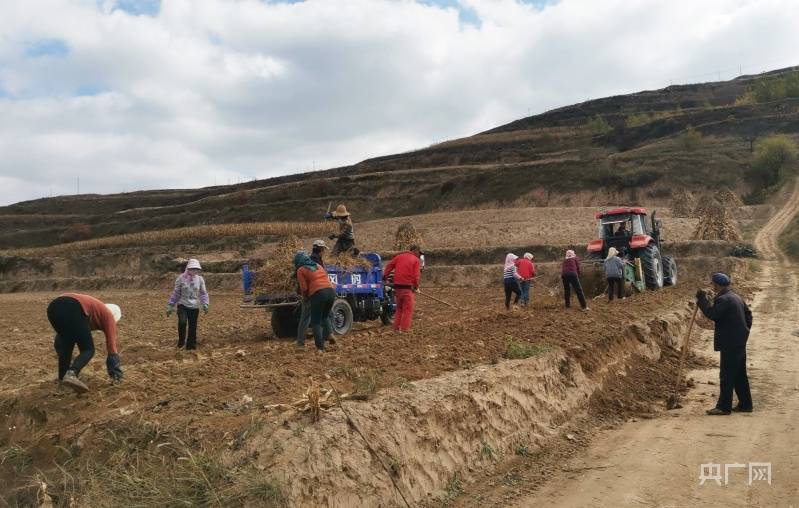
[383, 245, 422, 332]
[697, 272, 753, 415]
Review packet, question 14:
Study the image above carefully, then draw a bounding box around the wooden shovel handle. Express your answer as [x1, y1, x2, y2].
[673, 305, 700, 395]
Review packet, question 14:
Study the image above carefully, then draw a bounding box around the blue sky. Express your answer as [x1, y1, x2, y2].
[1, 0, 798, 206]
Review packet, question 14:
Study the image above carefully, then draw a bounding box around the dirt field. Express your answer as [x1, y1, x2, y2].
[1, 273, 704, 504]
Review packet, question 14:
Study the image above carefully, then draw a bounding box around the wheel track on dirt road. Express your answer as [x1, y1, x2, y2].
[754, 178, 799, 261]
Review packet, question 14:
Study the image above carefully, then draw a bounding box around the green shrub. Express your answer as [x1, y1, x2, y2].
[746, 135, 798, 190]
[504, 337, 552, 359]
[586, 114, 612, 135]
[625, 113, 651, 128]
[745, 72, 799, 103]
[679, 125, 703, 152]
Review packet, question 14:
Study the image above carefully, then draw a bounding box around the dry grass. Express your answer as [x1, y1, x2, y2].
[393, 221, 425, 251]
[41, 420, 286, 508]
[252, 236, 305, 293]
[2, 222, 333, 257]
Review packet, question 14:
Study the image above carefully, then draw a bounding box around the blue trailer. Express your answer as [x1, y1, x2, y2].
[241, 252, 396, 338]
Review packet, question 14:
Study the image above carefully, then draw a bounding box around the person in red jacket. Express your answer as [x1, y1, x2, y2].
[46, 293, 123, 393]
[383, 245, 422, 332]
[515, 252, 537, 307]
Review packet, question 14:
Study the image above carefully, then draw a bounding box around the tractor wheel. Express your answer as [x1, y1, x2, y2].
[639, 244, 664, 290]
[271, 306, 300, 338]
[331, 299, 354, 336]
[663, 256, 678, 286]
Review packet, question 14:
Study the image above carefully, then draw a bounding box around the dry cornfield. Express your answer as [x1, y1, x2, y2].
[2, 222, 334, 257]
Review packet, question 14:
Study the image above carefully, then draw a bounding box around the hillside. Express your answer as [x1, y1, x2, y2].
[2, 66, 799, 249]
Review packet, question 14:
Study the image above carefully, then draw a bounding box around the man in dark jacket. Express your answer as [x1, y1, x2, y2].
[697, 272, 753, 415]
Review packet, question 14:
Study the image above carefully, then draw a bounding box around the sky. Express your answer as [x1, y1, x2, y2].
[1, 0, 798, 206]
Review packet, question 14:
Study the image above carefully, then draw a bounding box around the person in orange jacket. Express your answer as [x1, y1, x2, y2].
[383, 245, 422, 332]
[46, 293, 123, 393]
[294, 252, 336, 352]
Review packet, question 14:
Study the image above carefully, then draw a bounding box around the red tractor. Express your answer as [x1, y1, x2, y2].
[586, 207, 677, 290]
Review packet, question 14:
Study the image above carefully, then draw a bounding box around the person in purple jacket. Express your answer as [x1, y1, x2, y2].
[165, 258, 209, 349]
[561, 250, 589, 311]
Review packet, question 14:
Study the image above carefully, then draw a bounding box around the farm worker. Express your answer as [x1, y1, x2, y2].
[561, 250, 589, 311]
[502, 253, 523, 311]
[166, 258, 209, 350]
[325, 204, 356, 255]
[310, 239, 328, 265]
[697, 272, 753, 415]
[383, 245, 422, 332]
[515, 253, 537, 307]
[603, 247, 626, 301]
[297, 240, 335, 347]
[46, 293, 123, 393]
[295, 252, 336, 352]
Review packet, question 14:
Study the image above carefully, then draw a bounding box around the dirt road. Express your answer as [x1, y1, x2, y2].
[509, 181, 799, 507]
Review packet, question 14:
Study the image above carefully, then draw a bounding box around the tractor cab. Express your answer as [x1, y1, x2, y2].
[592, 207, 658, 258]
[586, 207, 675, 291]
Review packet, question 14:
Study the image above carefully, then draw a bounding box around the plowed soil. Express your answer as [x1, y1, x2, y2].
[1, 279, 698, 498]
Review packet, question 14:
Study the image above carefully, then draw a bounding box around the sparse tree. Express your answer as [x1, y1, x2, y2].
[586, 114, 612, 135]
[747, 135, 798, 189]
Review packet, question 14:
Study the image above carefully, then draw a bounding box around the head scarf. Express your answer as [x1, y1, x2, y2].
[504, 253, 518, 269]
[182, 259, 202, 282]
[565, 250, 576, 259]
[524, 252, 533, 260]
[294, 251, 318, 272]
[712, 272, 731, 286]
[606, 247, 619, 259]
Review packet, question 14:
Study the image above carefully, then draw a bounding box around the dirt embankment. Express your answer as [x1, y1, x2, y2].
[239, 306, 692, 506]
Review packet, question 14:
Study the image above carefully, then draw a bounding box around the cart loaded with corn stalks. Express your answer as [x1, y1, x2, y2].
[241, 243, 396, 338]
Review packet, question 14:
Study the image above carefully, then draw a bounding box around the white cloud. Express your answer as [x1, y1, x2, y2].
[0, 0, 798, 205]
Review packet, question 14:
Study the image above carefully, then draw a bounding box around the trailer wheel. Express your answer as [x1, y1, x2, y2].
[640, 244, 664, 290]
[331, 299, 354, 336]
[663, 256, 678, 286]
[271, 306, 299, 338]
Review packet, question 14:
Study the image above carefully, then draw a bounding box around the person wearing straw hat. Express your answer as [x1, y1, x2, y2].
[325, 204, 356, 255]
[46, 293, 123, 393]
[697, 272, 753, 415]
[166, 258, 209, 350]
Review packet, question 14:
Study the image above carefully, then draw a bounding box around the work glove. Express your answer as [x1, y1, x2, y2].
[202, 303, 209, 314]
[106, 354, 123, 382]
[695, 289, 707, 300]
[328, 234, 337, 240]
[165, 304, 174, 317]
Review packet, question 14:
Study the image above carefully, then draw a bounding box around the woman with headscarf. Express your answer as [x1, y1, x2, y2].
[603, 247, 626, 301]
[503, 253, 523, 311]
[561, 250, 588, 311]
[294, 252, 336, 352]
[166, 258, 209, 350]
[46, 293, 123, 393]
